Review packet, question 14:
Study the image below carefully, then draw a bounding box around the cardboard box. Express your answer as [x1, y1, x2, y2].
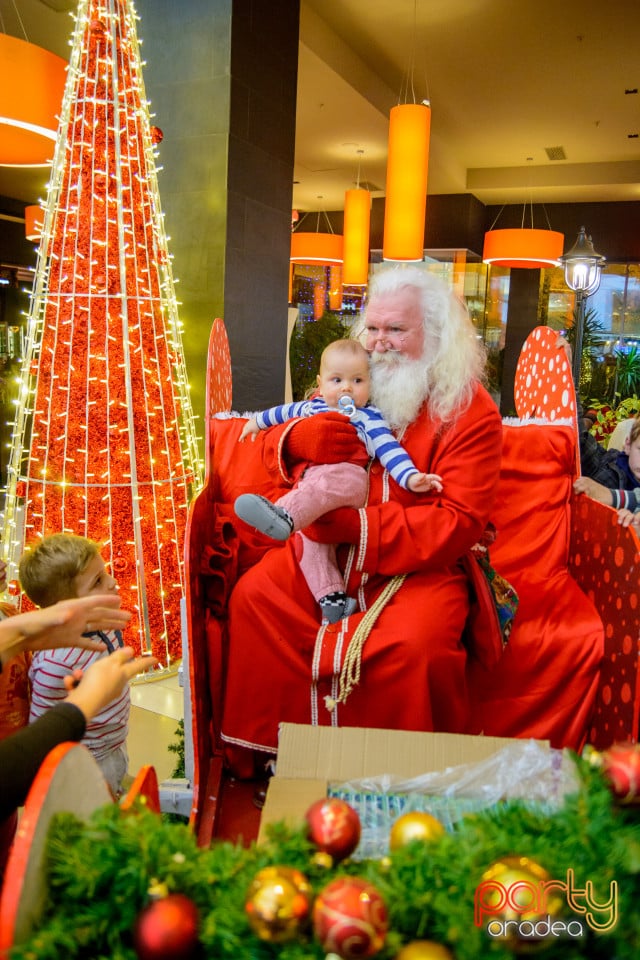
[258, 723, 549, 844]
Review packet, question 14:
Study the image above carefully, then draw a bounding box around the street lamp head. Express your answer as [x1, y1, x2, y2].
[560, 226, 606, 295]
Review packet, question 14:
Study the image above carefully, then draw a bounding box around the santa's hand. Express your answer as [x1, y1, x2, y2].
[304, 507, 361, 544]
[285, 413, 365, 466]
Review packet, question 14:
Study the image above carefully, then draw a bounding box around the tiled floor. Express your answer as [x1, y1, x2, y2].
[127, 666, 184, 785]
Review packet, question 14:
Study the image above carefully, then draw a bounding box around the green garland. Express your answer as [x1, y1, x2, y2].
[10, 760, 640, 960]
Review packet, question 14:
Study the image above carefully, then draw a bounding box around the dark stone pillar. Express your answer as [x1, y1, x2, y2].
[500, 269, 542, 417]
[136, 0, 299, 427]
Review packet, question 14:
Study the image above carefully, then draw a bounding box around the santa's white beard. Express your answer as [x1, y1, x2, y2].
[369, 352, 430, 431]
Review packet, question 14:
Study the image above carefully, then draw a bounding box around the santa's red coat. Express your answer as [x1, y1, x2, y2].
[220, 383, 505, 775]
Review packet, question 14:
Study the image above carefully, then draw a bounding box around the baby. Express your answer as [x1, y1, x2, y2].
[234, 338, 442, 623]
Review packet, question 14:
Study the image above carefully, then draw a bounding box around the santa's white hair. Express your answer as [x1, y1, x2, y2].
[363, 266, 486, 427]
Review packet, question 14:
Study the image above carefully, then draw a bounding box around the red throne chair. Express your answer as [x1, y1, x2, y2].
[183, 323, 640, 842]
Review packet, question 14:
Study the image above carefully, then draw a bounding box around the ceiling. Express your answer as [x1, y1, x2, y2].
[1, 0, 640, 216]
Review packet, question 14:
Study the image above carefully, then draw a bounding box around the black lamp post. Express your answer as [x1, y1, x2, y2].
[559, 226, 606, 386]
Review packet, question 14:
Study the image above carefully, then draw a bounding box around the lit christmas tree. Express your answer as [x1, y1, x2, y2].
[1, 0, 203, 664]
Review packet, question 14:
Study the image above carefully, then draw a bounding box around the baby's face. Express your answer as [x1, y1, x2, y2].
[317, 348, 371, 410]
[74, 553, 118, 598]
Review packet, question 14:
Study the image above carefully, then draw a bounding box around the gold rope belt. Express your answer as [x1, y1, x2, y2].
[325, 573, 407, 711]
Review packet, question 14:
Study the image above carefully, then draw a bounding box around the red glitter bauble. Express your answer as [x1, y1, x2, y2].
[133, 893, 199, 960]
[15, 481, 26, 498]
[601, 742, 640, 805]
[305, 797, 361, 862]
[89, 19, 106, 35]
[313, 876, 388, 959]
[7, 580, 21, 597]
[112, 556, 128, 573]
[151, 126, 164, 145]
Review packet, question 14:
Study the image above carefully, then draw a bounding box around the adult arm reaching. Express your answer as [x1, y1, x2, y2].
[0, 594, 132, 671]
[0, 644, 156, 817]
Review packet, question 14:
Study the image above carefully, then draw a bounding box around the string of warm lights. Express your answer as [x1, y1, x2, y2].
[0, 0, 203, 664]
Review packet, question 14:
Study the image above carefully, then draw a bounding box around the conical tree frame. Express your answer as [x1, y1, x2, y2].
[1, 0, 203, 664]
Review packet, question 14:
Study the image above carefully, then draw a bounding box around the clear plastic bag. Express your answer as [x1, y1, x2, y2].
[328, 740, 579, 860]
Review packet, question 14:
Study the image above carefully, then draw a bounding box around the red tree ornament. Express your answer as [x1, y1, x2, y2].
[133, 893, 199, 960]
[305, 797, 361, 862]
[601, 742, 640, 804]
[151, 126, 164, 144]
[313, 876, 388, 959]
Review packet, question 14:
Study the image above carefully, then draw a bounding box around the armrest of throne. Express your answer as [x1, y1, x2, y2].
[184, 320, 290, 839]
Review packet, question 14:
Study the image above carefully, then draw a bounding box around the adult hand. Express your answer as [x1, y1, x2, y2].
[0, 595, 132, 667]
[555, 334, 573, 364]
[573, 476, 614, 506]
[65, 646, 158, 722]
[304, 507, 361, 544]
[284, 413, 366, 466]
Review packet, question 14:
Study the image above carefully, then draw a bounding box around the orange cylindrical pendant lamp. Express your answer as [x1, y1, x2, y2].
[329, 264, 343, 310]
[291, 232, 343, 265]
[0, 34, 67, 166]
[382, 103, 430, 261]
[25, 204, 44, 242]
[482, 229, 565, 268]
[342, 188, 371, 285]
[313, 279, 327, 319]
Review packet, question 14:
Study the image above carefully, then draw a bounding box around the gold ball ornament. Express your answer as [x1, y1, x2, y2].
[389, 811, 445, 850]
[245, 865, 313, 942]
[477, 856, 563, 953]
[146, 879, 169, 901]
[311, 850, 335, 870]
[395, 941, 454, 960]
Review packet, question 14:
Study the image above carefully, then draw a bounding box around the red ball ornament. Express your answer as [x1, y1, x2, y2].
[112, 556, 128, 574]
[15, 481, 26, 498]
[151, 126, 164, 145]
[313, 876, 388, 959]
[7, 580, 21, 597]
[133, 893, 199, 960]
[89, 19, 107, 35]
[305, 797, 361, 862]
[601, 741, 640, 805]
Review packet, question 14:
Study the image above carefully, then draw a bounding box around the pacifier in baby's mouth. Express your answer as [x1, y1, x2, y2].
[338, 395, 356, 417]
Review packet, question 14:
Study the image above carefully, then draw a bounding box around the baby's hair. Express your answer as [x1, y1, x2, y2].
[320, 338, 368, 370]
[19, 533, 101, 608]
[629, 416, 640, 446]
